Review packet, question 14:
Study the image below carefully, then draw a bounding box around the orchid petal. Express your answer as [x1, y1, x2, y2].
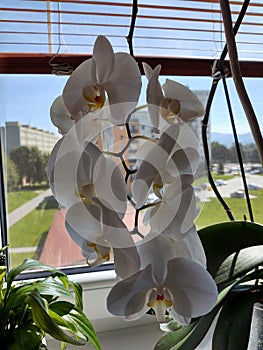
[47, 137, 64, 181]
[137, 234, 176, 284]
[162, 175, 194, 201]
[166, 147, 200, 178]
[93, 156, 127, 215]
[93, 35, 114, 83]
[86, 243, 111, 267]
[65, 201, 102, 242]
[113, 247, 141, 279]
[132, 125, 180, 207]
[50, 149, 82, 208]
[165, 257, 218, 318]
[107, 264, 155, 317]
[162, 186, 197, 234]
[162, 79, 204, 121]
[104, 52, 141, 123]
[164, 225, 207, 267]
[177, 226, 207, 267]
[142, 62, 154, 80]
[63, 58, 96, 116]
[50, 95, 74, 134]
[143, 63, 163, 128]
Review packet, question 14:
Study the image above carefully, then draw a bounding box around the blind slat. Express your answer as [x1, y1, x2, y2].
[1, 0, 262, 61]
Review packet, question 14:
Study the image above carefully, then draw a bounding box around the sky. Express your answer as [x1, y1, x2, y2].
[0, 73, 263, 137]
[1, 1, 262, 138]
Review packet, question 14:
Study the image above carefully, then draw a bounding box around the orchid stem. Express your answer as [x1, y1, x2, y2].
[219, 0, 263, 166]
[126, 0, 138, 57]
[222, 75, 254, 222]
[201, 0, 251, 221]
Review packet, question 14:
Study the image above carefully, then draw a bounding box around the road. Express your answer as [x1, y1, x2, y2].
[197, 174, 263, 202]
[7, 188, 52, 228]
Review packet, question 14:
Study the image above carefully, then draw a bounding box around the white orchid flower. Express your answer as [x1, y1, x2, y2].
[143, 181, 198, 235]
[143, 62, 204, 128]
[131, 123, 200, 208]
[162, 225, 207, 268]
[48, 137, 127, 216]
[50, 95, 109, 146]
[65, 199, 140, 279]
[63, 35, 142, 124]
[107, 234, 218, 323]
[50, 96, 75, 135]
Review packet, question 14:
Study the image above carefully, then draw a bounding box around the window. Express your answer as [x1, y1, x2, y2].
[1, 72, 263, 275]
[1, 1, 263, 278]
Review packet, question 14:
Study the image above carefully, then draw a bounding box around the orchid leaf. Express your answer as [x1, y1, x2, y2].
[155, 268, 263, 350]
[215, 245, 263, 288]
[154, 283, 234, 350]
[212, 287, 263, 350]
[198, 221, 263, 279]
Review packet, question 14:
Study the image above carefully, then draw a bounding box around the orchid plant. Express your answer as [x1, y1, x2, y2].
[48, 35, 263, 349]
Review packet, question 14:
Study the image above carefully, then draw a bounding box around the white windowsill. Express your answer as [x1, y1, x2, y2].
[46, 269, 164, 349]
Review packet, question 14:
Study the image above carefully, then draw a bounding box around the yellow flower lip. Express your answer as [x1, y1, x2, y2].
[86, 243, 111, 267]
[147, 293, 172, 308]
[82, 85, 105, 111]
[147, 293, 172, 323]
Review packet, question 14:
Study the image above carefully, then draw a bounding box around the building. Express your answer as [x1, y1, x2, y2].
[0, 122, 59, 154]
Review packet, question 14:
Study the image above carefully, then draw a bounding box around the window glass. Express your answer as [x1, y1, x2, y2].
[1, 74, 263, 271]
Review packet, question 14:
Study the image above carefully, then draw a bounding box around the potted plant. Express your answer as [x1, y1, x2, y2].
[0, 247, 101, 350]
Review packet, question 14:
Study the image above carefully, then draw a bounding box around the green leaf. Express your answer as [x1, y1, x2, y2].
[215, 245, 263, 288]
[5, 278, 73, 311]
[198, 221, 263, 279]
[7, 328, 42, 350]
[25, 289, 87, 346]
[63, 309, 102, 350]
[154, 284, 234, 350]
[5, 259, 66, 300]
[49, 301, 74, 316]
[69, 281, 83, 310]
[212, 287, 263, 350]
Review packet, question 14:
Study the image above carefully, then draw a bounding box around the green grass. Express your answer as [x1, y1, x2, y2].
[9, 197, 58, 249]
[7, 183, 50, 213]
[7, 191, 38, 213]
[9, 252, 35, 269]
[211, 173, 236, 181]
[193, 173, 236, 187]
[196, 189, 263, 229]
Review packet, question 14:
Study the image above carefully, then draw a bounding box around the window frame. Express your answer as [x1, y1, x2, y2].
[0, 54, 263, 277]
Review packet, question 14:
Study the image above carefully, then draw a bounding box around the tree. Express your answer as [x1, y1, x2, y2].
[10, 146, 48, 185]
[2, 154, 19, 192]
[217, 162, 225, 174]
[211, 142, 230, 162]
[10, 146, 31, 184]
[228, 143, 247, 163]
[243, 143, 260, 163]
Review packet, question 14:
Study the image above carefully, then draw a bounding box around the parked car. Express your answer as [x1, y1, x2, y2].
[200, 183, 211, 190]
[247, 183, 261, 190]
[215, 179, 227, 186]
[193, 186, 202, 192]
[230, 191, 244, 198]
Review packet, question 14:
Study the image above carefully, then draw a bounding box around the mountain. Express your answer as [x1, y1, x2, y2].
[211, 132, 255, 147]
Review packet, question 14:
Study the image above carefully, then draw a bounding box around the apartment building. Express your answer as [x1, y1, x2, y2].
[0, 121, 59, 154]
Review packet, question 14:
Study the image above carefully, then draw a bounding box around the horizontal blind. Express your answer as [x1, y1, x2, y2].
[0, 0, 263, 60]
